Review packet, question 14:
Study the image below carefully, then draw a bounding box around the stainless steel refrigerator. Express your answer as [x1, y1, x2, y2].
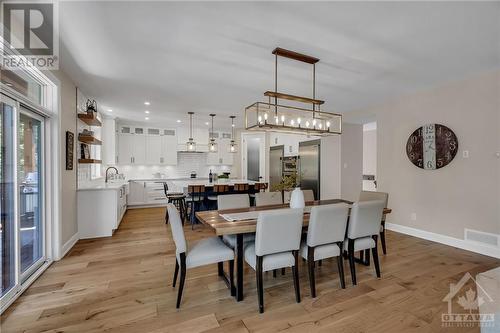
[299, 140, 321, 200]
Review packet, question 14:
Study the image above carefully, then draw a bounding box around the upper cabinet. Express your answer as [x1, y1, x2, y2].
[206, 132, 234, 165]
[117, 125, 177, 165]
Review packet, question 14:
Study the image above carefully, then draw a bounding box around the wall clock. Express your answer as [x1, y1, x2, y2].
[406, 124, 458, 170]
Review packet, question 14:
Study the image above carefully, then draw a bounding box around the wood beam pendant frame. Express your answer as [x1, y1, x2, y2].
[245, 48, 342, 136]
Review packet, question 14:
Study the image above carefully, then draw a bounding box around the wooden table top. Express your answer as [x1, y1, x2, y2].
[196, 199, 392, 236]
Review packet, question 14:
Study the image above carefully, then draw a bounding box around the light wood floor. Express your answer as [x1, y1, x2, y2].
[1, 208, 498, 333]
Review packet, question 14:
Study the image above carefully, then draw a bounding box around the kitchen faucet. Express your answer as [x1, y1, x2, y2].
[105, 167, 119, 183]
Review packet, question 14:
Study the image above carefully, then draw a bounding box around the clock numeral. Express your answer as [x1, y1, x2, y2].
[449, 141, 457, 151]
[437, 158, 444, 168]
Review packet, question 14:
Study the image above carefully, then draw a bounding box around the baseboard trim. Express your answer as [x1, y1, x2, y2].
[385, 223, 500, 259]
[59, 232, 79, 260]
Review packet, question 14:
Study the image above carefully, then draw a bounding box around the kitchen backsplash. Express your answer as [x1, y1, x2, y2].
[114, 152, 232, 179]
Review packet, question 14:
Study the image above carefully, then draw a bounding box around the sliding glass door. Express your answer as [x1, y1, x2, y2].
[0, 94, 45, 308]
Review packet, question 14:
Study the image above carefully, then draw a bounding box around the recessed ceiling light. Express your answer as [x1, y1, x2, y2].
[205, 122, 210, 126]
[145, 117, 149, 120]
[108, 109, 113, 112]
[145, 110, 150, 114]
[176, 120, 181, 123]
[144, 101, 150, 106]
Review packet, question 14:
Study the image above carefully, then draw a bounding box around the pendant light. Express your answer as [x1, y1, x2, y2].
[186, 112, 196, 151]
[208, 114, 218, 153]
[229, 115, 237, 153]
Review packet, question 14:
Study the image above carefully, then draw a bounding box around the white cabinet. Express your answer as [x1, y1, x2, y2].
[118, 133, 146, 164]
[127, 180, 168, 207]
[146, 135, 162, 165]
[102, 118, 117, 165]
[77, 184, 128, 239]
[162, 134, 178, 165]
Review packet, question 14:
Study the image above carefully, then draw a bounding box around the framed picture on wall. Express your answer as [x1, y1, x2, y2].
[66, 131, 74, 170]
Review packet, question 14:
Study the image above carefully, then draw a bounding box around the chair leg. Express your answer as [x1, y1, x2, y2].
[337, 252, 346, 289]
[292, 250, 301, 303]
[307, 247, 316, 298]
[272, 269, 277, 278]
[229, 260, 235, 296]
[318, 260, 322, 267]
[172, 258, 179, 287]
[364, 249, 370, 266]
[380, 230, 387, 255]
[218, 262, 224, 276]
[281, 268, 286, 275]
[165, 207, 169, 224]
[372, 235, 381, 278]
[176, 253, 187, 308]
[359, 250, 364, 262]
[348, 239, 357, 286]
[256, 256, 264, 313]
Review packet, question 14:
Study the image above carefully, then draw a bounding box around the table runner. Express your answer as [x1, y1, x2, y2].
[220, 206, 312, 222]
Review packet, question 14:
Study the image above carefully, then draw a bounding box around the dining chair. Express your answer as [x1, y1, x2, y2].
[300, 204, 349, 297]
[207, 184, 229, 210]
[217, 194, 254, 248]
[249, 182, 268, 205]
[163, 182, 186, 224]
[244, 208, 304, 313]
[344, 200, 385, 285]
[359, 191, 389, 255]
[255, 191, 283, 206]
[302, 189, 315, 202]
[167, 204, 235, 308]
[186, 185, 205, 229]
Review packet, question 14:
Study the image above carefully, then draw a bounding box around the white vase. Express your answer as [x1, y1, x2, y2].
[289, 187, 305, 209]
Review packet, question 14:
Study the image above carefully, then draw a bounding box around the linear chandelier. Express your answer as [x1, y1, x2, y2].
[245, 48, 342, 136]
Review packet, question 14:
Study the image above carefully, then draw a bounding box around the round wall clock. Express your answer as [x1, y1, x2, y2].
[406, 124, 458, 170]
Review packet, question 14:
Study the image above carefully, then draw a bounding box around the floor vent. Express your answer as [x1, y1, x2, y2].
[464, 229, 499, 247]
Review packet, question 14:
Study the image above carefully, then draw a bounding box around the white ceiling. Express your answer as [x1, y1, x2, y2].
[59, 1, 500, 128]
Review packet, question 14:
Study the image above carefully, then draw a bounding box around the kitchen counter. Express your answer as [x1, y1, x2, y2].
[78, 180, 129, 191]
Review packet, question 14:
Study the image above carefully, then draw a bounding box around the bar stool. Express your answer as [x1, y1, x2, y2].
[233, 183, 249, 193]
[207, 184, 229, 210]
[186, 185, 205, 229]
[163, 183, 186, 224]
[249, 182, 268, 206]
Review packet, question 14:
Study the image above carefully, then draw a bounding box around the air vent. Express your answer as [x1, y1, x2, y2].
[465, 229, 499, 247]
[148, 128, 160, 135]
[164, 129, 175, 136]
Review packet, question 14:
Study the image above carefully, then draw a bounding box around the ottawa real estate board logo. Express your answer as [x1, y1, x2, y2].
[1, 1, 59, 70]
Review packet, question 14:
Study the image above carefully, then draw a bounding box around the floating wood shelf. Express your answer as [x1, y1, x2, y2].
[78, 113, 102, 126]
[78, 135, 102, 145]
[264, 91, 325, 105]
[78, 159, 102, 164]
[272, 47, 320, 64]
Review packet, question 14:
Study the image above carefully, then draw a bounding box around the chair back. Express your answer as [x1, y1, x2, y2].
[255, 191, 283, 206]
[359, 191, 388, 221]
[163, 182, 169, 196]
[233, 183, 249, 192]
[283, 190, 291, 204]
[217, 194, 250, 210]
[167, 204, 187, 254]
[255, 208, 303, 256]
[303, 189, 315, 202]
[347, 200, 385, 239]
[188, 184, 205, 194]
[213, 184, 229, 194]
[307, 204, 349, 247]
[253, 182, 268, 192]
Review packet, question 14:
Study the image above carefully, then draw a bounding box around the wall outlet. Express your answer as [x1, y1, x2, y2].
[462, 150, 469, 158]
[411, 212, 417, 221]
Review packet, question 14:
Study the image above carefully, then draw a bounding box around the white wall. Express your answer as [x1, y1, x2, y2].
[320, 135, 341, 199]
[363, 126, 377, 191]
[349, 70, 500, 239]
[340, 123, 363, 202]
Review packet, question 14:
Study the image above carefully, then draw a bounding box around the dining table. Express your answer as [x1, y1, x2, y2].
[196, 199, 392, 301]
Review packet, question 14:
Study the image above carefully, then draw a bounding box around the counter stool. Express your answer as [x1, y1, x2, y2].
[207, 184, 229, 210]
[163, 183, 187, 224]
[186, 185, 205, 229]
[233, 183, 249, 194]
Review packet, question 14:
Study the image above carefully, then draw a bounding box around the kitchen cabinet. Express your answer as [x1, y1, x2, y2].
[162, 134, 178, 164]
[77, 184, 128, 239]
[146, 135, 162, 164]
[127, 180, 168, 207]
[118, 133, 146, 164]
[102, 118, 117, 165]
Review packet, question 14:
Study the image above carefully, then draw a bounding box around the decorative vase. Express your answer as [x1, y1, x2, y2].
[289, 187, 305, 209]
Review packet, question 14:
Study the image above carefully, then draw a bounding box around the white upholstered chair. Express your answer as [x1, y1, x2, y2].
[302, 189, 315, 202]
[255, 191, 283, 206]
[217, 194, 254, 248]
[359, 191, 389, 254]
[244, 208, 304, 313]
[300, 203, 349, 297]
[167, 204, 235, 308]
[344, 200, 385, 285]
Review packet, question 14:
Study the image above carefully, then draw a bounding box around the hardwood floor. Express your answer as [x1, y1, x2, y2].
[1, 207, 498, 332]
